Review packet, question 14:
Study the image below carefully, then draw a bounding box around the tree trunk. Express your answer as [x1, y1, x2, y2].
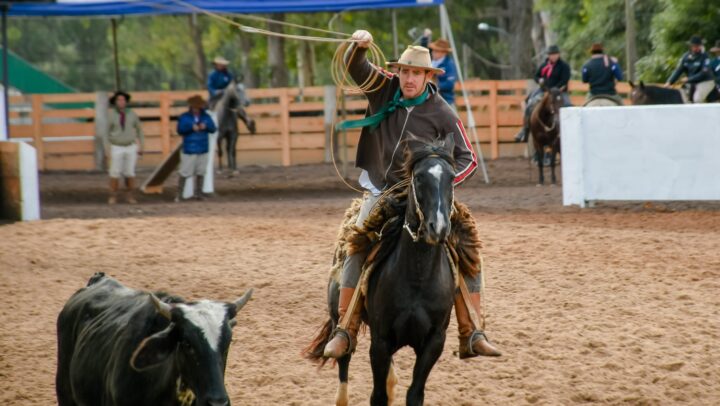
[188, 14, 207, 88]
[505, 0, 534, 79]
[238, 32, 258, 88]
[267, 13, 289, 88]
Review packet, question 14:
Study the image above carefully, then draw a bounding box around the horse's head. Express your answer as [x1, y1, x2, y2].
[629, 81, 648, 105]
[402, 135, 456, 245]
[542, 87, 565, 116]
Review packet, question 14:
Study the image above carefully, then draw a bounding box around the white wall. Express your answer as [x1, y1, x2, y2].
[561, 104, 720, 207]
[19, 142, 40, 220]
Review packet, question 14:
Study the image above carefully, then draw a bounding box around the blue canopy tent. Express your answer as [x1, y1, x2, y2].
[3, 0, 489, 182]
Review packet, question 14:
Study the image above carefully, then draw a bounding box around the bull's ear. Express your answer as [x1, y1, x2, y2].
[130, 324, 177, 371]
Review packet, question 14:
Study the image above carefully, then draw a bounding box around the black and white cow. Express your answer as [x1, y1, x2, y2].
[56, 272, 253, 406]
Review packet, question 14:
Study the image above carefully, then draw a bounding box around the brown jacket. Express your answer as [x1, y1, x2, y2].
[347, 46, 477, 190]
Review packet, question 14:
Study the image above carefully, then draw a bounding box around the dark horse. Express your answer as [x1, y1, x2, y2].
[209, 80, 256, 173]
[529, 86, 563, 185]
[629, 80, 719, 105]
[306, 139, 457, 406]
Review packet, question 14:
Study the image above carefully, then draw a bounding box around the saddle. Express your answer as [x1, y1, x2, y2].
[330, 191, 485, 294]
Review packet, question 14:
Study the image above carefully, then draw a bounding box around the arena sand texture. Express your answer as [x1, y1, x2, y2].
[1, 158, 719, 405]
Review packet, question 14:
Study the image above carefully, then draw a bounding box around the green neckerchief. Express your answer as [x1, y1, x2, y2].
[336, 87, 429, 131]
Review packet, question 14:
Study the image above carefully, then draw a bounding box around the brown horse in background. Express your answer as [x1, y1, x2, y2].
[529, 87, 563, 185]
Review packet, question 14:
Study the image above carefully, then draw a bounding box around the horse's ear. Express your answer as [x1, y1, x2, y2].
[435, 132, 455, 154]
[629, 81, 635, 89]
[639, 81, 645, 89]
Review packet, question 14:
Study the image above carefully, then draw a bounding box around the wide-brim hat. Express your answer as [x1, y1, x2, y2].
[428, 38, 453, 53]
[213, 56, 230, 65]
[386, 46, 444, 74]
[590, 42, 604, 53]
[546, 45, 561, 54]
[187, 95, 207, 109]
[109, 90, 131, 105]
[687, 36, 704, 46]
[710, 40, 720, 53]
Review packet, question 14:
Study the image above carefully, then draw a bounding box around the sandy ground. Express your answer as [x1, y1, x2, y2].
[1, 158, 719, 405]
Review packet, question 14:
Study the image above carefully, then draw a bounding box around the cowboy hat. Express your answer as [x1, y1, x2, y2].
[546, 45, 561, 55]
[386, 46, 445, 74]
[687, 36, 704, 46]
[590, 42, 604, 53]
[710, 40, 720, 53]
[109, 90, 131, 105]
[428, 38, 453, 53]
[212, 56, 230, 65]
[187, 95, 206, 109]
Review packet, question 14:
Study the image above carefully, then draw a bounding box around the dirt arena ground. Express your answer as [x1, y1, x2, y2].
[1, 158, 719, 405]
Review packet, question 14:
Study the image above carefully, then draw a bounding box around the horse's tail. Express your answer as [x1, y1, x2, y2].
[302, 317, 334, 367]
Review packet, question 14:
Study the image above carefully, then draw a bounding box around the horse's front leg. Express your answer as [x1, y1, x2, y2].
[536, 146, 544, 186]
[550, 141, 559, 185]
[335, 353, 352, 406]
[369, 338, 393, 406]
[228, 131, 239, 172]
[406, 332, 446, 406]
[216, 136, 224, 171]
[237, 108, 256, 134]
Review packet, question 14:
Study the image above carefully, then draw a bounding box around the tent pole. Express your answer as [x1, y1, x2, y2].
[1, 5, 8, 140]
[111, 18, 120, 91]
[440, 4, 490, 184]
[391, 9, 398, 58]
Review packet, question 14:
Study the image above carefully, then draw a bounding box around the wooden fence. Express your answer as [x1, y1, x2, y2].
[7, 80, 632, 171]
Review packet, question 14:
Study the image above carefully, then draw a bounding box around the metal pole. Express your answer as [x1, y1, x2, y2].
[2, 5, 9, 140]
[440, 5, 490, 184]
[391, 9, 399, 58]
[624, 0, 637, 82]
[111, 18, 121, 90]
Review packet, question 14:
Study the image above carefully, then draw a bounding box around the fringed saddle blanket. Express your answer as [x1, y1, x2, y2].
[330, 191, 484, 293]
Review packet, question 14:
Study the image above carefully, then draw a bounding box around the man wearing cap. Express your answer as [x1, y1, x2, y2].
[176, 95, 217, 202]
[207, 56, 234, 100]
[421, 29, 458, 107]
[581, 43, 624, 104]
[515, 45, 571, 142]
[104, 90, 144, 205]
[323, 29, 501, 360]
[709, 40, 720, 91]
[665, 36, 714, 103]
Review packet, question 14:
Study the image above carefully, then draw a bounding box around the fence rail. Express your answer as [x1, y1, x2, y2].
[8, 80, 632, 171]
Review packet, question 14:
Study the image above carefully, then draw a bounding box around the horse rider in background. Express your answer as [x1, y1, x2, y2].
[421, 29, 459, 109]
[709, 40, 720, 92]
[207, 56, 234, 104]
[664, 36, 715, 103]
[323, 29, 501, 361]
[582, 42, 624, 105]
[515, 45, 571, 143]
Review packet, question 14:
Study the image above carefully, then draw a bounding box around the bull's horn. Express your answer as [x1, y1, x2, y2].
[150, 294, 173, 320]
[234, 288, 254, 312]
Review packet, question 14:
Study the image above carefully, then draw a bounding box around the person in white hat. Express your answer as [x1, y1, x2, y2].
[323, 30, 501, 360]
[207, 56, 234, 100]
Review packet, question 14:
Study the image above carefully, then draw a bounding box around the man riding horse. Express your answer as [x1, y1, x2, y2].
[664, 36, 715, 103]
[323, 29, 501, 360]
[582, 42, 624, 105]
[515, 45, 571, 143]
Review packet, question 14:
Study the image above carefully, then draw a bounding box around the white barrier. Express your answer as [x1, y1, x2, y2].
[561, 104, 720, 207]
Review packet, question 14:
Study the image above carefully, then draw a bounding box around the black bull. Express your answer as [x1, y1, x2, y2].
[56, 273, 252, 406]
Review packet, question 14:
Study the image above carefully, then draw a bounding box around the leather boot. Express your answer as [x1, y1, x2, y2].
[108, 178, 119, 205]
[455, 291, 501, 359]
[514, 127, 528, 143]
[175, 176, 186, 203]
[195, 176, 206, 200]
[323, 287, 362, 359]
[125, 177, 137, 204]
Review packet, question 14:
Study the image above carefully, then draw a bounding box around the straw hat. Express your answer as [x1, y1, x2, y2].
[213, 56, 230, 65]
[386, 46, 445, 74]
[428, 38, 453, 53]
[109, 90, 131, 105]
[187, 95, 206, 109]
[710, 40, 720, 53]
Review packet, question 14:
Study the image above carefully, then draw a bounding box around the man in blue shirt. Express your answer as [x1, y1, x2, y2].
[176, 95, 217, 202]
[421, 30, 458, 108]
[665, 36, 714, 103]
[207, 56, 234, 101]
[581, 43, 624, 104]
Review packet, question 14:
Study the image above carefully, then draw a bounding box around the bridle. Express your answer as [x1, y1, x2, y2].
[403, 156, 456, 242]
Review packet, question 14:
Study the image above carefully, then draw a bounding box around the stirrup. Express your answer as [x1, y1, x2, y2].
[467, 330, 488, 356]
[326, 328, 354, 357]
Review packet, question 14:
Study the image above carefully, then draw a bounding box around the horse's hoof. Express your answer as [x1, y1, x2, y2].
[550, 183, 556, 188]
[536, 183, 543, 187]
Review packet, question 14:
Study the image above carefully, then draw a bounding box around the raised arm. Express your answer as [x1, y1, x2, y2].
[345, 30, 393, 102]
